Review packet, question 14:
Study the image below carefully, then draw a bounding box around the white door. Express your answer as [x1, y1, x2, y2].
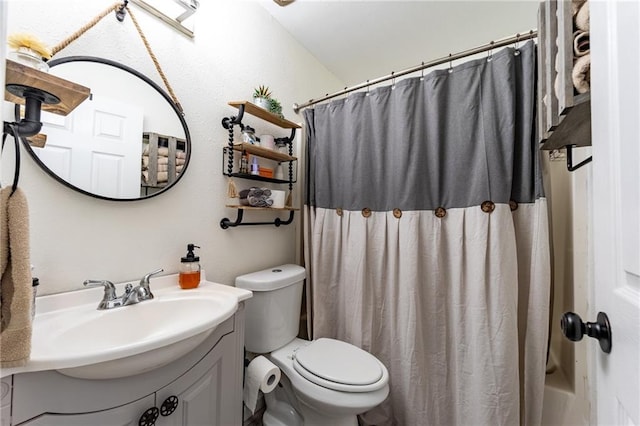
[34, 94, 143, 198]
[591, 1, 640, 425]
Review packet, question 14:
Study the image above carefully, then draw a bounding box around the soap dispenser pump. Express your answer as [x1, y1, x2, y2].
[179, 244, 201, 289]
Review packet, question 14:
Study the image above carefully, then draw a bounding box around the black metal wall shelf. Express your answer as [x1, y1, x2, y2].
[220, 101, 301, 229]
[224, 172, 291, 185]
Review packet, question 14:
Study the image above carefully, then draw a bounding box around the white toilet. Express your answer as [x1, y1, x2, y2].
[236, 264, 389, 426]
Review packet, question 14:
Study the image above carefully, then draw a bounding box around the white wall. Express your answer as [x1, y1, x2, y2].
[2, 0, 343, 294]
[542, 150, 592, 426]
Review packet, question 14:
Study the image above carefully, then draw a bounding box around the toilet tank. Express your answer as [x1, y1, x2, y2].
[235, 264, 306, 354]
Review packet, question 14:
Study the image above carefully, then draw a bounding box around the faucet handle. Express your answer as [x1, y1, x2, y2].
[83, 280, 117, 300]
[140, 268, 164, 285]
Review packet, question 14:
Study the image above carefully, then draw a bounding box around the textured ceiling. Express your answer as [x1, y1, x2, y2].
[259, 1, 539, 86]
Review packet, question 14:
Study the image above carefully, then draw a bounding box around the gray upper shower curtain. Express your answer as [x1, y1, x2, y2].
[303, 41, 550, 426]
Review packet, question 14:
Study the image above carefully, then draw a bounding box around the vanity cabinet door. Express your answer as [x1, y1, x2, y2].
[17, 394, 155, 426]
[155, 333, 242, 426]
[1, 377, 12, 426]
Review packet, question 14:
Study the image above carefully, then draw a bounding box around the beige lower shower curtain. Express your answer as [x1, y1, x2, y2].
[303, 41, 550, 426]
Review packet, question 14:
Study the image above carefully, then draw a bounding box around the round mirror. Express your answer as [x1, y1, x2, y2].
[23, 56, 191, 201]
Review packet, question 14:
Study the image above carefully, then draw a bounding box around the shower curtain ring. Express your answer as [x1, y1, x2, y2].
[514, 33, 521, 56]
[366, 80, 370, 96]
[391, 71, 395, 89]
[420, 62, 425, 80]
[448, 54, 453, 73]
[487, 41, 495, 62]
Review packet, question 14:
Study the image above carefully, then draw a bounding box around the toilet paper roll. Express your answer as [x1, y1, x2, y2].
[270, 190, 286, 209]
[243, 355, 281, 414]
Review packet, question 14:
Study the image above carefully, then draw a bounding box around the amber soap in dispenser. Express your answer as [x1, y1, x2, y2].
[179, 244, 201, 289]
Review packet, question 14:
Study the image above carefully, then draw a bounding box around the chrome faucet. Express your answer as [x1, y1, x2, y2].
[122, 268, 163, 305]
[84, 268, 164, 310]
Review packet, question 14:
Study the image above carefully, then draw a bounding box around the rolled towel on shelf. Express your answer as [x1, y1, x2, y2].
[239, 187, 274, 207]
[142, 156, 167, 166]
[142, 171, 169, 183]
[141, 156, 186, 167]
[575, 1, 589, 31]
[573, 31, 590, 57]
[142, 146, 186, 158]
[572, 53, 591, 94]
[571, 0, 586, 16]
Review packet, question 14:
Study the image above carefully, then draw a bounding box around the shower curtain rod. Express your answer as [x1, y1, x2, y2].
[293, 29, 537, 113]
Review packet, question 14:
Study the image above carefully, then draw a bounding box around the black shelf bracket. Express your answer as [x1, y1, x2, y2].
[220, 209, 295, 229]
[566, 144, 593, 172]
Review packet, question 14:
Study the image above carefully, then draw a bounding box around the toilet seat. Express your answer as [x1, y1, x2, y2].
[292, 338, 388, 393]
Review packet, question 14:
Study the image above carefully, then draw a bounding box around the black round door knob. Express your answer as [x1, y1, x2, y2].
[560, 311, 612, 354]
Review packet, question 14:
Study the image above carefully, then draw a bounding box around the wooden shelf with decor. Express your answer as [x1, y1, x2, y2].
[231, 142, 297, 162]
[4, 59, 90, 116]
[220, 100, 301, 229]
[227, 101, 301, 129]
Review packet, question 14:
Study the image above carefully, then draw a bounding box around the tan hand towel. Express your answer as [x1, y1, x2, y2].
[0, 187, 33, 367]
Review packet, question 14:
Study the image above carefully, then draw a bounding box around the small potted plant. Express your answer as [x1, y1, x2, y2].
[253, 85, 272, 110]
[268, 98, 284, 119]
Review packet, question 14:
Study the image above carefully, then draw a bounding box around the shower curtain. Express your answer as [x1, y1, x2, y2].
[303, 41, 550, 426]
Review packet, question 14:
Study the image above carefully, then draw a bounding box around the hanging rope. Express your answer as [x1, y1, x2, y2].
[125, 5, 183, 113]
[48, 1, 183, 113]
[50, 2, 122, 57]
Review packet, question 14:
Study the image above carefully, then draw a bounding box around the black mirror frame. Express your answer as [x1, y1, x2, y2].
[22, 56, 191, 201]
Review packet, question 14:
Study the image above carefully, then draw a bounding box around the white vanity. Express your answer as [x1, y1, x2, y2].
[0, 273, 251, 426]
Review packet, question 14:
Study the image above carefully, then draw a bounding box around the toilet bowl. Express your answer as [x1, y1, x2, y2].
[236, 265, 389, 426]
[268, 337, 389, 425]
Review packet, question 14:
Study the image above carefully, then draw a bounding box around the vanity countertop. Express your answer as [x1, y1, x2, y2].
[1, 271, 252, 379]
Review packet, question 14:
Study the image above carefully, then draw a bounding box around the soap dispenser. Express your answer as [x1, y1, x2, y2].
[179, 244, 201, 289]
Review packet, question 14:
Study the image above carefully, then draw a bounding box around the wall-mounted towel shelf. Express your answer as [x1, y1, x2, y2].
[538, 1, 592, 172]
[219, 101, 301, 229]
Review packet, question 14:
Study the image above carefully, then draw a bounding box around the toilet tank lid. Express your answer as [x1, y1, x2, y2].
[235, 264, 306, 291]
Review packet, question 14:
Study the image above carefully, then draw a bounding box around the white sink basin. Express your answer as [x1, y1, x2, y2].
[2, 272, 252, 380]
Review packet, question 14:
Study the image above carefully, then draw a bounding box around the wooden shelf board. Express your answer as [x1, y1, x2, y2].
[228, 101, 301, 129]
[233, 142, 297, 162]
[226, 205, 299, 211]
[5, 59, 90, 116]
